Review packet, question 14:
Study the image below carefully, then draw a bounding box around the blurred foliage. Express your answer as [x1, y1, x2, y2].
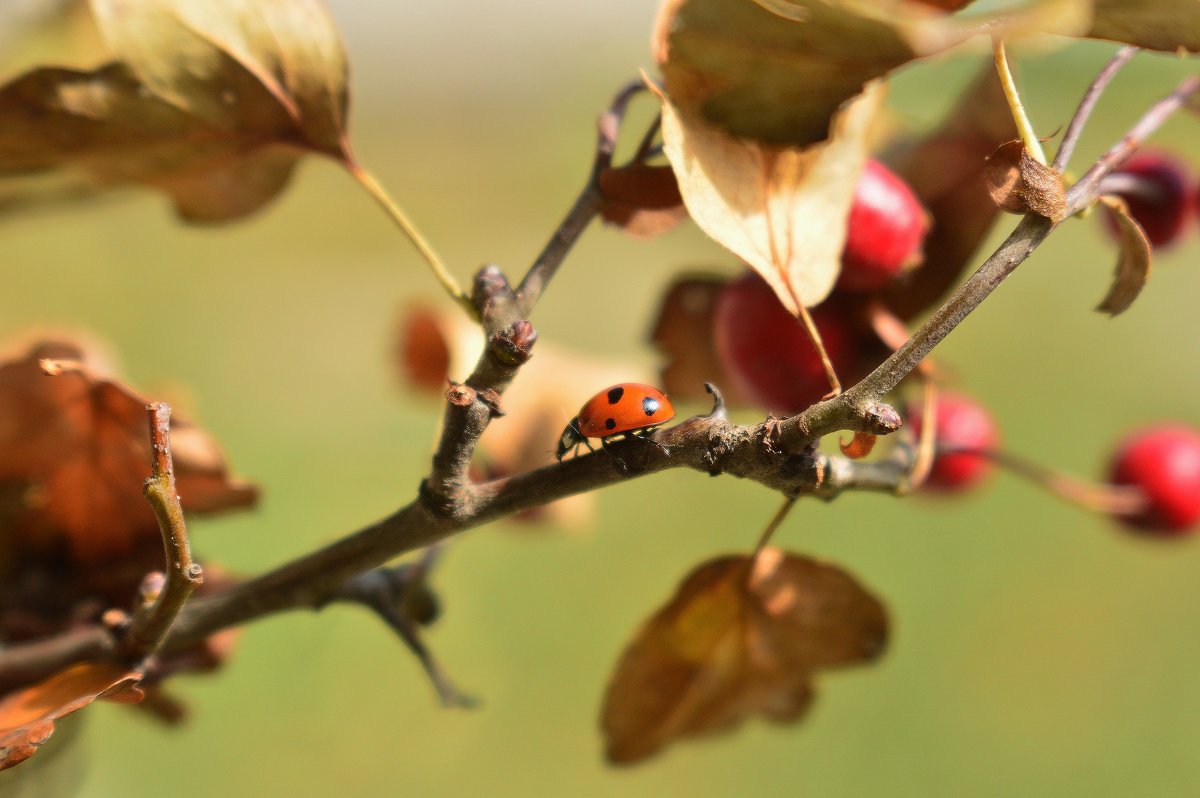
[1, 3, 1199, 796]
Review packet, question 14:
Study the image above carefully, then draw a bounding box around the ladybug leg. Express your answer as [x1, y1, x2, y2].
[631, 428, 670, 456]
[599, 436, 630, 475]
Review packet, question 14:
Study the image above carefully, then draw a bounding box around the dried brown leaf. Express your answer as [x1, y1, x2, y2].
[984, 140, 1068, 222]
[882, 62, 1018, 320]
[0, 662, 142, 771]
[0, 339, 257, 565]
[654, 0, 1088, 147]
[1095, 195, 1152, 316]
[598, 164, 687, 239]
[656, 82, 884, 312]
[602, 549, 887, 765]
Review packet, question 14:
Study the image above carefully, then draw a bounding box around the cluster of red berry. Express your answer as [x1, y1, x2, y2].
[711, 156, 1200, 537]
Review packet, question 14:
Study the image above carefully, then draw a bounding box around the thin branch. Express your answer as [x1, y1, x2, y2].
[1067, 75, 1200, 213]
[513, 185, 605, 318]
[777, 213, 1054, 453]
[120, 403, 204, 660]
[325, 548, 475, 708]
[0, 627, 113, 694]
[1052, 47, 1138, 172]
[515, 79, 655, 316]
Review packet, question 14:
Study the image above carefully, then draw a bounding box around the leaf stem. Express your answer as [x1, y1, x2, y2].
[346, 162, 472, 315]
[752, 495, 800, 557]
[946, 446, 1148, 517]
[993, 38, 1047, 166]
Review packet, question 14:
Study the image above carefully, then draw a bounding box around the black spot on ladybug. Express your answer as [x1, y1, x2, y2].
[607, 386, 625, 404]
[642, 397, 660, 416]
[605, 418, 617, 430]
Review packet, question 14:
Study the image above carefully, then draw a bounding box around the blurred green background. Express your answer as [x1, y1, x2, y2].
[3, 2, 1200, 796]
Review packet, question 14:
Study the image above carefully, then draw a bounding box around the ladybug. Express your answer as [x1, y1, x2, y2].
[556, 383, 675, 461]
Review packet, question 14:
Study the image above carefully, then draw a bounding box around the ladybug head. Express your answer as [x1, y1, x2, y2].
[555, 417, 586, 462]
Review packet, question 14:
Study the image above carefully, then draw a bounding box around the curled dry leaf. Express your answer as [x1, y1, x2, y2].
[598, 164, 687, 239]
[1095, 195, 1152, 316]
[653, 0, 1088, 148]
[0, 339, 257, 565]
[655, 81, 885, 312]
[882, 62, 1018, 321]
[0, 662, 142, 771]
[396, 305, 648, 528]
[984, 140, 1068, 222]
[602, 548, 887, 765]
[0, 0, 350, 222]
[840, 431, 877, 459]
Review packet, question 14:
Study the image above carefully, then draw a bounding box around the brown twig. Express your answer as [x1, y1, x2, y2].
[1052, 46, 1138, 173]
[1067, 74, 1200, 213]
[515, 78, 656, 315]
[119, 403, 204, 660]
[323, 547, 475, 708]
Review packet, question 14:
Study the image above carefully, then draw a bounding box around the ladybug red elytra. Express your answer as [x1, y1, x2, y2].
[556, 383, 675, 461]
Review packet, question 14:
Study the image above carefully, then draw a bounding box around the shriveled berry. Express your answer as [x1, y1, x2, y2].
[1103, 151, 1193, 248]
[837, 159, 929, 292]
[908, 392, 998, 491]
[1108, 425, 1200, 535]
[713, 270, 860, 415]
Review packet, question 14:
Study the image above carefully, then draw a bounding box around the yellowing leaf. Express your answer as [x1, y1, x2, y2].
[656, 82, 884, 311]
[601, 549, 887, 765]
[0, 0, 350, 222]
[654, 0, 1088, 147]
[1095, 195, 1152, 316]
[1088, 0, 1200, 52]
[89, 0, 349, 156]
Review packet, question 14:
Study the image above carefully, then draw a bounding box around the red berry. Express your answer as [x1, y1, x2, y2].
[1108, 425, 1200, 535]
[713, 270, 858, 415]
[836, 159, 929, 292]
[1103, 151, 1193, 248]
[908, 393, 998, 491]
